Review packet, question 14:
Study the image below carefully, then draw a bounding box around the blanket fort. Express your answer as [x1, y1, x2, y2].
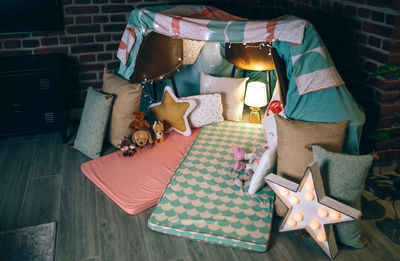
[117, 5, 344, 96]
[117, 4, 365, 155]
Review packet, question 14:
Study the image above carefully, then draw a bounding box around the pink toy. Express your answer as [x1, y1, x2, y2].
[232, 144, 267, 186]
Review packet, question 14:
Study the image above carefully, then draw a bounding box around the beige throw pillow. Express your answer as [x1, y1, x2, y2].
[200, 72, 248, 121]
[274, 114, 348, 216]
[181, 93, 224, 128]
[102, 68, 142, 147]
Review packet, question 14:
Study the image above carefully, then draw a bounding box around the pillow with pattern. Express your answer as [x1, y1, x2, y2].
[200, 72, 248, 121]
[181, 94, 224, 128]
[74, 87, 114, 159]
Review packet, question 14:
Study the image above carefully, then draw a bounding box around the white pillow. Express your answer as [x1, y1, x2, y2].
[200, 72, 248, 121]
[181, 94, 224, 128]
[248, 140, 277, 194]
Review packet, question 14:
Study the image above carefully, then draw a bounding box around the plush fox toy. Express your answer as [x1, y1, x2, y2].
[153, 121, 165, 144]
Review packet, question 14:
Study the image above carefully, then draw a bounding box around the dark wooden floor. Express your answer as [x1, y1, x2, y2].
[1, 131, 399, 261]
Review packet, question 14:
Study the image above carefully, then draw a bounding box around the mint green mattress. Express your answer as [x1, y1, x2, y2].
[148, 121, 275, 252]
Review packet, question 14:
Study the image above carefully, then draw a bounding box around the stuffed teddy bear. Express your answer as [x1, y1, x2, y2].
[133, 129, 153, 150]
[129, 112, 150, 134]
[152, 121, 164, 144]
[118, 136, 136, 157]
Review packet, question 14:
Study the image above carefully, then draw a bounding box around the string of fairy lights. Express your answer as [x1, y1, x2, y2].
[141, 57, 184, 104]
[141, 40, 275, 103]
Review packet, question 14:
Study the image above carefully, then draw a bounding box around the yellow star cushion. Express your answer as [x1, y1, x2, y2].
[149, 86, 196, 136]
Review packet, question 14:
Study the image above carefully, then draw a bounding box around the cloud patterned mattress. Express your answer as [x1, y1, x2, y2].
[147, 121, 275, 252]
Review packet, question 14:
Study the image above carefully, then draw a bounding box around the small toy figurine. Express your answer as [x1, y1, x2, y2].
[133, 129, 153, 150]
[129, 112, 150, 134]
[153, 121, 165, 144]
[232, 145, 266, 173]
[118, 136, 136, 157]
[231, 138, 277, 187]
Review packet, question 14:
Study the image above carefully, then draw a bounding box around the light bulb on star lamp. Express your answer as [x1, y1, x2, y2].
[244, 81, 267, 124]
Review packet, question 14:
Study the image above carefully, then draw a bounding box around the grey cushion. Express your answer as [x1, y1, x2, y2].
[312, 145, 373, 248]
[74, 87, 114, 159]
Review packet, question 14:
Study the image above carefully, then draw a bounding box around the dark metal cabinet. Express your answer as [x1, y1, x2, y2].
[0, 54, 66, 139]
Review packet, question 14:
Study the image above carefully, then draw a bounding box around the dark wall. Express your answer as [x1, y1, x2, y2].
[0, 0, 277, 108]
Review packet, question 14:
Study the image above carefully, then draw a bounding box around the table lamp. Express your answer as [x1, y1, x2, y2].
[244, 81, 267, 123]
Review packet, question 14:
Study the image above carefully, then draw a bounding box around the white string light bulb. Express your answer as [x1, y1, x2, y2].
[329, 210, 341, 220]
[280, 188, 290, 196]
[293, 212, 304, 221]
[305, 181, 314, 190]
[317, 231, 327, 242]
[317, 208, 329, 218]
[310, 219, 321, 230]
[287, 217, 297, 227]
[290, 195, 300, 205]
[304, 192, 315, 201]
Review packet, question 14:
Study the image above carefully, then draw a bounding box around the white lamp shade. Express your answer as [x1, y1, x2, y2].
[244, 81, 267, 107]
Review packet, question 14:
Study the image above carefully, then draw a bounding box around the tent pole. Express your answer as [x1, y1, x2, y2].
[170, 76, 179, 97]
[266, 70, 271, 103]
[231, 65, 237, 77]
[152, 82, 157, 101]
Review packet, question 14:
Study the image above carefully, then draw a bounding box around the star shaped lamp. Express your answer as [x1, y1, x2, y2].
[265, 161, 361, 259]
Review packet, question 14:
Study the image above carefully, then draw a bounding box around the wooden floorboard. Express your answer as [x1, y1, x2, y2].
[29, 132, 64, 179]
[0, 139, 36, 231]
[185, 238, 237, 261]
[56, 147, 99, 261]
[96, 190, 146, 261]
[84, 257, 100, 261]
[137, 208, 191, 261]
[0, 131, 400, 261]
[17, 175, 61, 228]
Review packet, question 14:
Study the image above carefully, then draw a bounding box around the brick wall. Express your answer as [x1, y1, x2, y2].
[274, 0, 400, 159]
[0, 0, 140, 108]
[0, 0, 276, 109]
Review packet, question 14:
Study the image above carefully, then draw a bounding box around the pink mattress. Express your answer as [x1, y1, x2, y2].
[81, 128, 201, 215]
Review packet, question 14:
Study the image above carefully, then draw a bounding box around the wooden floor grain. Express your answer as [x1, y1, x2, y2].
[56, 147, 100, 261]
[0, 140, 36, 231]
[17, 175, 61, 228]
[0, 131, 399, 261]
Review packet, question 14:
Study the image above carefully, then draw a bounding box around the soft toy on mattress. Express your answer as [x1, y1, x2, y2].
[232, 145, 266, 173]
[129, 112, 150, 134]
[133, 129, 153, 150]
[232, 139, 277, 191]
[152, 121, 165, 143]
[118, 136, 136, 157]
[232, 89, 282, 193]
[128, 111, 154, 150]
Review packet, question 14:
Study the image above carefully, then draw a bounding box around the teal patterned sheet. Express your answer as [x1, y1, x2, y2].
[148, 121, 275, 252]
